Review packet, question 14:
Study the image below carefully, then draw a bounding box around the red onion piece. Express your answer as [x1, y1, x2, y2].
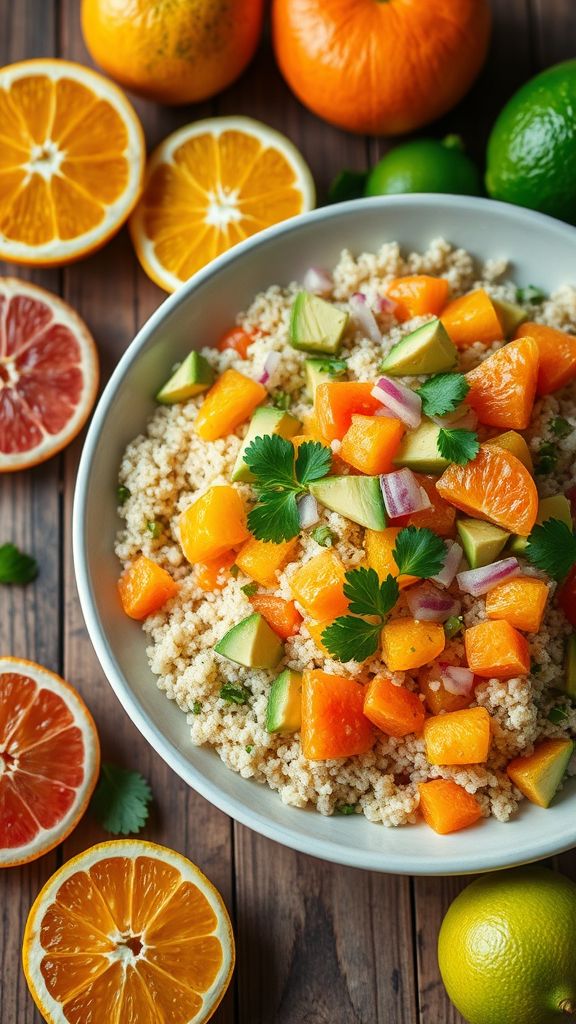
[456, 557, 521, 597]
[259, 351, 281, 385]
[440, 664, 475, 695]
[374, 294, 399, 316]
[349, 292, 382, 343]
[298, 494, 319, 529]
[380, 468, 431, 519]
[371, 376, 422, 429]
[303, 267, 333, 297]
[406, 583, 461, 623]
[431, 541, 463, 588]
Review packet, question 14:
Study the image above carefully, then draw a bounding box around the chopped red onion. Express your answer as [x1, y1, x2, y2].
[371, 376, 422, 429]
[374, 294, 399, 316]
[303, 266, 333, 297]
[406, 583, 461, 623]
[431, 407, 478, 430]
[349, 292, 382, 343]
[259, 351, 281, 385]
[298, 493, 319, 529]
[440, 664, 475, 696]
[431, 541, 463, 588]
[456, 557, 521, 597]
[380, 468, 431, 519]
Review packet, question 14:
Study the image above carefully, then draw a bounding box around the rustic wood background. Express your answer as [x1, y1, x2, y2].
[1, 2, 576, 1021]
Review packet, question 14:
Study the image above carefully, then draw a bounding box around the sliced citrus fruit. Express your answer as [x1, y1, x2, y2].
[0, 657, 100, 867]
[129, 115, 315, 292]
[0, 58, 145, 266]
[465, 337, 539, 429]
[23, 839, 235, 1024]
[436, 446, 538, 536]
[0, 278, 99, 471]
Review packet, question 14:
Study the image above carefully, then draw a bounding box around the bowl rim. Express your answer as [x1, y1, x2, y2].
[73, 194, 576, 874]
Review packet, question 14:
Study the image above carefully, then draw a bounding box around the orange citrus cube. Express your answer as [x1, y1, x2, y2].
[180, 486, 249, 564]
[485, 576, 549, 634]
[363, 675, 426, 737]
[381, 618, 445, 672]
[424, 706, 491, 765]
[340, 415, 405, 475]
[301, 670, 374, 759]
[235, 536, 298, 588]
[118, 556, 178, 620]
[290, 550, 348, 620]
[464, 619, 531, 678]
[419, 780, 483, 834]
[194, 368, 266, 440]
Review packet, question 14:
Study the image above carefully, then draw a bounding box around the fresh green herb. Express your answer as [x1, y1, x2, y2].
[392, 526, 447, 579]
[335, 803, 357, 815]
[534, 442, 557, 475]
[530, 661, 541, 675]
[117, 485, 131, 505]
[220, 682, 251, 705]
[91, 763, 153, 836]
[192, 701, 202, 715]
[551, 417, 573, 438]
[147, 521, 162, 538]
[437, 427, 480, 466]
[525, 519, 576, 582]
[516, 284, 546, 304]
[245, 745, 254, 754]
[0, 543, 38, 585]
[245, 435, 332, 542]
[444, 615, 464, 639]
[548, 707, 569, 724]
[322, 568, 399, 662]
[230, 564, 239, 579]
[310, 524, 335, 547]
[272, 390, 292, 411]
[417, 373, 470, 418]
[328, 169, 368, 204]
[241, 582, 259, 596]
[316, 357, 348, 375]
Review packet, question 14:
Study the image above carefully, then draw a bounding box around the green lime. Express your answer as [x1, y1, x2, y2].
[438, 867, 576, 1024]
[364, 136, 481, 197]
[486, 60, 576, 222]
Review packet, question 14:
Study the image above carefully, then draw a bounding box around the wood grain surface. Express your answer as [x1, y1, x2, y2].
[1, 2, 575, 1022]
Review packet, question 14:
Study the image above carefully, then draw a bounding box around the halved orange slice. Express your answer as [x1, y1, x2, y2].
[130, 116, 315, 292]
[23, 839, 235, 1024]
[0, 278, 99, 471]
[0, 59, 145, 266]
[436, 446, 538, 537]
[0, 657, 100, 867]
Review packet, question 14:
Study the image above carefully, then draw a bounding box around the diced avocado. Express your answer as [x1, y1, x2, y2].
[305, 357, 347, 398]
[457, 518, 510, 569]
[492, 298, 529, 338]
[266, 669, 302, 733]
[483, 430, 533, 472]
[232, 406, 301, 482]
[507, 738, 574, 807]
[289, 291, 348, 355]
[156, 351, 214, 404]
[309, 475, 387, 530]
[380, 318, 457, 376]
[393, 419, 450, 474]
[509, 493, 573, 554]
[562, 635, 576, 698]
[214, 613, 283, 669]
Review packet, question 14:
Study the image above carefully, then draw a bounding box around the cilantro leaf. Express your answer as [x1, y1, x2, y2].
[417, 373, 470, 417]
[525, 519, 576, 582]
[551, 417, 572, 438]
[0, 543, 38, 585]
[248, 490, 300, 543]
[316, 357, 348, 375]
[295, 440, 332, 485]
[516, 284, 546, 304]
[392, 526, 446, 579]
[220, 682, 251, 704]
[310, 524, 335, 547]
[343, 567, 399, 618]
[244, 434, 296, 490]
[91, 763, 152, 836]
[271, 390, 291, 411]
[437, 427, 480, 466]
[321, 616, 382, 662]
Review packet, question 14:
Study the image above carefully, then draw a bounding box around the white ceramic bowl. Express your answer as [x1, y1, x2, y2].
[74, 195, 576, 875]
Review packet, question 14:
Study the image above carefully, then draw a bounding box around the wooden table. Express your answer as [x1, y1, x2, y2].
[2, 2, 576, 1021]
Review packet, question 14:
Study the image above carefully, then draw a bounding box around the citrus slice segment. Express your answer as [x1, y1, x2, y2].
[0, 657, 100, 867]
[436, 446, 538, 537]
[23, 840, 235, 1024]
[0, 59, 145, 266]
[0, 277, 99, 471]
[129, 116, 315, 292]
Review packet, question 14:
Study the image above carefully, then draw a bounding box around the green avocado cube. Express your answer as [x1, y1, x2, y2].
[492, 298, 529, 338]
[509, 493, 573, 554]
[266, 669, 302, 733]
[380, 319, 457, 376]
[393, 419, 450, 475]
[232, 406, 301, 483]
[457, 518, 510, 569]
[156, 351, 214, 404]
[215, 613, 283, 669]
[289, 291, 348, 355]
[309, 475, 387, 530]
[305, 357, 347, 398]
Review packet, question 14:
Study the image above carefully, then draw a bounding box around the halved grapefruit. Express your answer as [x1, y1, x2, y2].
[0, 278, 99, 471]
[0, 656, 100, 867]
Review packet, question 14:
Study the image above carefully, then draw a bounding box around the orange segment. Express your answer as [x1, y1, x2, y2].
[441, 288, 503, 348]
[464, 620, 531, 679]
[436, 446, 538, 537]
[23, 840, 235, 1024]
[515, 321, 576, 396]
[386, 274, 449, 321]
[465, 337, 539, 429]
[485, 576, 549, 633]
[130, 117, 315, 292]
[418, 780, 483, 834]
[0, 60, 144, 266]
[424, 707, 492, 765]
[118, 556, 178, 620]
[301, 670, 374, 759]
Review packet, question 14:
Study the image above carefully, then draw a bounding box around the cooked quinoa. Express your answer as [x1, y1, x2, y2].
[115, 238, 576, 827]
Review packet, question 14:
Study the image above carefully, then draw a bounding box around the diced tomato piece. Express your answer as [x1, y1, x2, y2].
[217, 326, 255, 359]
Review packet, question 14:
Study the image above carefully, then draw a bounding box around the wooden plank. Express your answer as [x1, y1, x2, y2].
[531, 0, 576, 66]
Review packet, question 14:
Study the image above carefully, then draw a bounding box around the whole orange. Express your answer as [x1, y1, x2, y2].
[271, 0, 491, 135]
[81, 0, 265, 106]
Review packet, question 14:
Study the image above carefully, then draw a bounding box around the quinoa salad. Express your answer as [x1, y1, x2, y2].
[115, 238, 576, 833]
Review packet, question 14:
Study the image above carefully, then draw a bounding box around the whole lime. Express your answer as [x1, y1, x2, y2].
[486, 60, 576, 222]
[438, 867, 576, 1024]
[364, 136, 481, 197]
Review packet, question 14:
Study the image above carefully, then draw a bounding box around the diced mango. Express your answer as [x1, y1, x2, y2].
[180, 486, 249, 564]
[363, 675, 426, 737]
[290, 550, 348, 620]
[381, 618, 445, 672]
[507, 739, 575, 807]
[424, 707, 491, 765]
[235, 536, 298, 588]
[485, 576, 549, 634]
[418, 780, 483, 834]
[194, 368, 266, 440]
[340, 415, 405, 475]
[464, 619, 530, 678]
[118, 556, 178, 620]
[441, 288, 503, 348]
[301, 670, 374, 759]
[249, 595, 302, 639]
[315, 381, 382, 440]
[365, 527, 418, 589]
[307, 619, 331, 655]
